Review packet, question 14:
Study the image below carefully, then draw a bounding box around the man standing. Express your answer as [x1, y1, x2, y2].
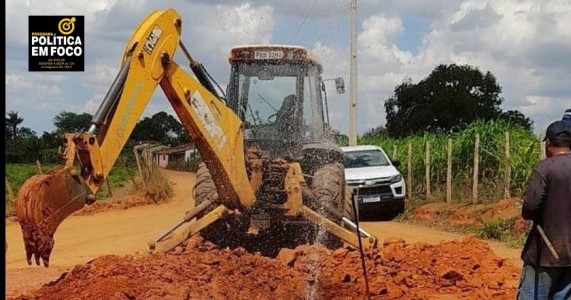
[517, 120, 571, 300]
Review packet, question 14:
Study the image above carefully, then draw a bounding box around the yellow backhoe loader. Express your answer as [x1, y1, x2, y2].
[14, 8, 377, 267]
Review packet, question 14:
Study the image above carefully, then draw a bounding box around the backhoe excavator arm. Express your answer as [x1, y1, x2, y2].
[65, 9, 254, 209]
[15, 9, 254, 266]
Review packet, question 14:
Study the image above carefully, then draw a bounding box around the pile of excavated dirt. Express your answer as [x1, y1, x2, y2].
[414, 198, 523, 226]
[10, 236, 518, 300]
[73, 183, 171, 216]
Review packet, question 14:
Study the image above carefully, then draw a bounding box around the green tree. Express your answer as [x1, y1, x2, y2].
[5, 127, 41, 163]
[362, 125, 387, 139]
[17, 127, 37, 140]
[40, 131, 61, 149]
[384, 64, 504, 138]
[498, 110, 533, 131]
[131, 112, 189, 146]
[5, 111, 24, 141]
[53, 111, 93, 133]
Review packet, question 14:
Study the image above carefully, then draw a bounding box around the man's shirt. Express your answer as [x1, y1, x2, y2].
[521, 153, 571, 266]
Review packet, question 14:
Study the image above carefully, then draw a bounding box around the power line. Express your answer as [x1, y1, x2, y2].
[287, 0, 318, 44]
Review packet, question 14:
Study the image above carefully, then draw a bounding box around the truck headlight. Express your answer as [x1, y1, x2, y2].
[390, 175, 402, 183]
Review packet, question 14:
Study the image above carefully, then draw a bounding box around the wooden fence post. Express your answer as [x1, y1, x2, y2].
[472, 134, 480, 204]
[425, 141, 431, 201]
[392, 145, 397, 161]
[446, 138, 452, 204]
[407, 143, 412, 199]
[504, 131, 511, 199]
[36, 160, 43, 174]
[133, 146, 147, 187]
[105, 179, 113, 198]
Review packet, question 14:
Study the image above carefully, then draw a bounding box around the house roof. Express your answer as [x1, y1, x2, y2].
[155, 143, 195, 155]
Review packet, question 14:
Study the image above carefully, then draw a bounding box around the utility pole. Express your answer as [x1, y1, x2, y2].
[349, 0, 358, 146]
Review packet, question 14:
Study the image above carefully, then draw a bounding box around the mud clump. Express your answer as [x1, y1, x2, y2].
[10, 236, 518, 300]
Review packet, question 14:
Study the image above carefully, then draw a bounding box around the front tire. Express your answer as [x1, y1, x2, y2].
[192, 163, 247, 247]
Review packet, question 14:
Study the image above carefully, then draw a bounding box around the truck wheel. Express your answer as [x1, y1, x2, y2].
[192, 163, 246, 247]
[310, 163, 345, 248]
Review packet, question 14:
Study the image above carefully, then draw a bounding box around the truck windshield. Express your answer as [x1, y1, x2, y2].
[343, 150, 390, 168]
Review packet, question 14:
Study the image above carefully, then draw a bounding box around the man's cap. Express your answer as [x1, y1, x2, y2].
[544, 120, 571, 142]
[563, 108, 571, 126]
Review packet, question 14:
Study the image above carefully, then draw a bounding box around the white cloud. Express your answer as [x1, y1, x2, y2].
[315, 0, 571, 133]
[6, 74, 64, 107]
[6, 1, 277, 133]
[82, 93, 106, 114]
[311, 42, 349, 130]
[81, 62, 117, 89]
[6, 0, 571, 136]
[187, 3, 274, 58]
[221, 3, 273, 44]
[6, 0, 118, 45]
[5, 73, 73, 131]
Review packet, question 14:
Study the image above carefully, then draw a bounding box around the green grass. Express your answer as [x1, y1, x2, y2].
[360, 120, 540, 202]
[6, 163, 55, 196]
[6, 162, 138, 215]
[6, 163, 54, 216]
[474, 218, 516, 240]
[95, 164, 138, 200]
[473, 218, 527, 248]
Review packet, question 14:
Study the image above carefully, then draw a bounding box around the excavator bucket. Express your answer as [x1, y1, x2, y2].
[15, 167, 89, 267]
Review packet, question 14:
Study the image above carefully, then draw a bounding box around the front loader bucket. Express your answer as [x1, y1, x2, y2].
[15, 167, 89, 267]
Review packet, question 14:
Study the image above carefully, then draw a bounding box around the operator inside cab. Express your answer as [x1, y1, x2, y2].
[273, 94, 296, 132]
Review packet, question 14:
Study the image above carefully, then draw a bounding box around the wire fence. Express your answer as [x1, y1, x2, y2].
[361, 120, 543, 203]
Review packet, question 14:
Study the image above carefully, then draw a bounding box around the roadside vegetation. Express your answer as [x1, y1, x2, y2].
[362, 120, 539, 202]
[5, 162, 138, 217]
[474, 218, 527, 248]
[5, 109, 185, 217]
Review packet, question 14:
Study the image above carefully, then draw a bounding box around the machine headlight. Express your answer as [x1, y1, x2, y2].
[390, 174, 402, 183]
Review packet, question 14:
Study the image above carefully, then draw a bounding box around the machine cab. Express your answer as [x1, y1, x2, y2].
[226, 45, 327, 160]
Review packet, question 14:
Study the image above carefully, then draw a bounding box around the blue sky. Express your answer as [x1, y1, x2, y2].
[6, 0, 571, 136]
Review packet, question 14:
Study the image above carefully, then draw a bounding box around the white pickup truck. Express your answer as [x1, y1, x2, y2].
[341, 145, 406, 219]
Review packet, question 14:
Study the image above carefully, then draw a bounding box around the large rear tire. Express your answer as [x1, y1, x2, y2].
[310, 163, 346, 249]
[193, 163, 218, 216]
[310, 163, 345, 218]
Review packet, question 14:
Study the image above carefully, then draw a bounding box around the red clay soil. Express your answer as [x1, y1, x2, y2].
[10, 236, 518, 300]
[414, 198, 523, 226]
[73, 184, 170, 216]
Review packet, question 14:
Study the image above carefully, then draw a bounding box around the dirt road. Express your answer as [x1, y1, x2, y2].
[5, 170, 195, 297]
[5, 169, 521, 297]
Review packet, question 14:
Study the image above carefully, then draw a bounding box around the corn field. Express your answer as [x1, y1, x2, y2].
[360, 120, 541, 202]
